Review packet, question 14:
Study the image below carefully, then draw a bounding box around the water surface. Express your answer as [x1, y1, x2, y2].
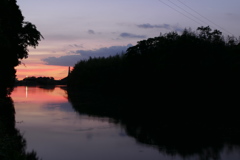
[11, 86, 240, 160]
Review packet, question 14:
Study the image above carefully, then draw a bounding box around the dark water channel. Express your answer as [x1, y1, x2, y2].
[11, 86, 240, 160]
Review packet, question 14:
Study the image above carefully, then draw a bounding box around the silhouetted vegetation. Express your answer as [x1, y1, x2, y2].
[0, 97, 40, 160]
[0, 2, 42, 158]
[17, 76, 55, 86]
[15, 76, 68, 86]
[68, 55, 125, 90]
[0, 0, 43, 97]
[68, 26, 240, 107]
[67, 26, 240, 159]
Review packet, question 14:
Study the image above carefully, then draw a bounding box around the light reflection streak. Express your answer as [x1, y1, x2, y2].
[12, 86, 67, 103]
[25, 86, 28, 98]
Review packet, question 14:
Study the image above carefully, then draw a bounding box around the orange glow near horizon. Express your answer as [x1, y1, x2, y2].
[15, 64, 70, 80]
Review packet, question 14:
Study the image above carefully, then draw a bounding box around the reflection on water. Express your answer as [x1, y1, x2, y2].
[0, 96, 40, 160]
[11, 86, 240, 160]
[12, 86, 161, 160]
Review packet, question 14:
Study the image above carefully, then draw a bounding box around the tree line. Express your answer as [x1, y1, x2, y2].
[67, 26, 240, 128]
[67, 27, 240, 159]
[16, 76, 55, 86]
[68, 26, 240, 98]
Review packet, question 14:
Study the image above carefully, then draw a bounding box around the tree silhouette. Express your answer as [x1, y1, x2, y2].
[0, 0, 43, 97]
[67, 26, 240, 160]
[67, 26, 240, 122]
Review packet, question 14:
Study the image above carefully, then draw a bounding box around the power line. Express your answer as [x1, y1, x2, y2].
[176, 0, 234, 35]
[158, 0, 234, 36]
[158, 0, 203, 26]
[168, 0, 208, 26]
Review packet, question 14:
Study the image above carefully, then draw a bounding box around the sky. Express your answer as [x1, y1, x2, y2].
[15, 0, 240, 80]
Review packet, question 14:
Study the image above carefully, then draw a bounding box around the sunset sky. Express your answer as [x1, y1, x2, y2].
[16, 0, 240, 80]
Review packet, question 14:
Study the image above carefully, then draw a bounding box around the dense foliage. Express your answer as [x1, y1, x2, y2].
[68, 26, 240, 98]
[68, 55, 125, 90]
[20, 76, 55, 85]
[67, 26, 240, 158]
[0, 0, 43, 97]
[68, 26, 240, 123]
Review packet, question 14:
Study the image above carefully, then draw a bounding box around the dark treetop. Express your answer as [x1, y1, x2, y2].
[0, 0, 43, 97]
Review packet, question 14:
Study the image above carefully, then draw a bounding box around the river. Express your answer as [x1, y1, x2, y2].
[11, 86, 240, 160]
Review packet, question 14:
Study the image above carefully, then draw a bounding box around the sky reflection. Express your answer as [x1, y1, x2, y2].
[12, 86, 163, 160]
[12, 86, 67, 103]
[11, 86, 240, 160]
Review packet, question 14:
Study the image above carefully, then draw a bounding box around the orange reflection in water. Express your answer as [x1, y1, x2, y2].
[11, 86, 68, 103]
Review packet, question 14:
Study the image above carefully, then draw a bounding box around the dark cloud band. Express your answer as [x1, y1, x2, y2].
[137, 23, 184, 32]
[120, 33, 146, 39]
[42, 44, 132, 66]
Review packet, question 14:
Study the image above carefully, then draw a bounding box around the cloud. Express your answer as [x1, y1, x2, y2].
[137, 23, 184, 32]
[42, 44, 132, 66]
[88, 29, 95, 34]
[42, 56, 81, 66]
[120, 33, 146, 39]
[137, 23, 171, 29]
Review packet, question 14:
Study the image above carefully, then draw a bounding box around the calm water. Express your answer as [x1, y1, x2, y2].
[11, 86, 240, 160]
